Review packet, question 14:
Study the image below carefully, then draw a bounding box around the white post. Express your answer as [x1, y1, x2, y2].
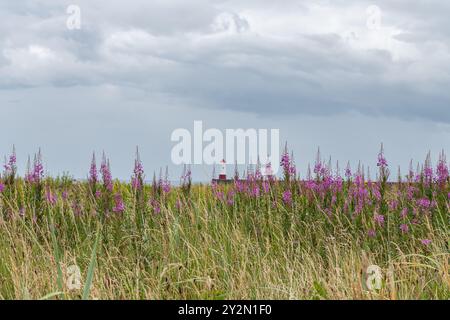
[219, 159, 227, 180]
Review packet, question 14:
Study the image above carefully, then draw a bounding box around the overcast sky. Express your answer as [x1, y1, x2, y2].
[1, 0, 449, 181]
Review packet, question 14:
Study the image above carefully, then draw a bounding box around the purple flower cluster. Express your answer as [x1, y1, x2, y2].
[100, 154, 113, 192]
[45, 188, 58, 206]
[345, 162, 352, 179]
[132, 148, 145, 190]
[377, 145, 388, 168]
[280, 145, 296, 180]
[416, 198, 435, 210]
[179, 164, 192, 196]
[436, 151, 449, 185]
[374, 214, 385, 226]
[25, 152, 44, 184]
[399, 223, 409, 233]
[149, 199, 161, 214]
[113, 193, 125, 213]
[3, 148, 17, 176]
[282, 190, 292, 205]
[89, 153, 98, 186]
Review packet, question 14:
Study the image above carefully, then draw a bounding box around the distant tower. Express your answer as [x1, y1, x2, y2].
[264, 156, 273, 178]
[219, 159, 227, 180]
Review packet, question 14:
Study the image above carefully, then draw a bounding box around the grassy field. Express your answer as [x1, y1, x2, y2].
[0, 148, 448, 300]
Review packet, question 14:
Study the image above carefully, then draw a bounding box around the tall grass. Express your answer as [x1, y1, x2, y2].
[0, 146, 448, 299]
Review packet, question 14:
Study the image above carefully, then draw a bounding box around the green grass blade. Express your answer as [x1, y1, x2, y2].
[50, 221, 64, 295]
[82, 225, 102, 300]
[39, 291, 64, 300]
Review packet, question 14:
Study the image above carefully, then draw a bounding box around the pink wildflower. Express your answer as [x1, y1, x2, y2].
[400, 224, 409, 233]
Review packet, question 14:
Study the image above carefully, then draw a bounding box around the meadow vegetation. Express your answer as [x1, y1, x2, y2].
[0, 146, 448, 299]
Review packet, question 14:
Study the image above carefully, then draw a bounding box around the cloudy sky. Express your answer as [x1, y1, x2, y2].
[1, 0, 449, 181]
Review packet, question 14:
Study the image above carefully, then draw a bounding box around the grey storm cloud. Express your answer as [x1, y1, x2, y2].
[0, 0, 449, 181]
[0, 0, 449, 123]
